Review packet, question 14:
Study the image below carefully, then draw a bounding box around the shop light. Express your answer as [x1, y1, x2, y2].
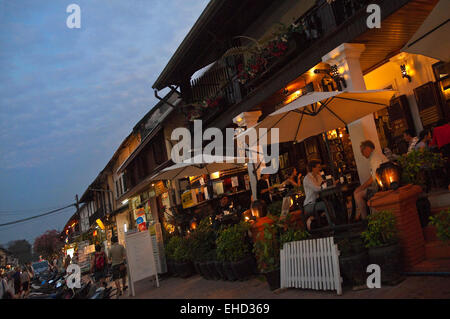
[122, 199, 129, 205]
[96, 219, 105, 230]
[210, 171, 220, 179]
[400, 64, 412, 82]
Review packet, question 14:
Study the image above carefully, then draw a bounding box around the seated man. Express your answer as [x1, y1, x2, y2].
[302, 160, 337, 230]
[212, 195, 230, 229]
[354, 140, 389, 220]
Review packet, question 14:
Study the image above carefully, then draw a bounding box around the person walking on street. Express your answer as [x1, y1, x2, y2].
[12, 267, 22, 298]
[91, 244, 107, 288]
[1, 271, 16, 299]
[108, 236, 127, 297]
[20, 266, 31, 298]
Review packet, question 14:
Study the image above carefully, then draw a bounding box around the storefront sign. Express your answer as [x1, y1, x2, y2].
[181, 190, 196, 208]
[135, 208, 147, 232]
[231, 176, 239, 187]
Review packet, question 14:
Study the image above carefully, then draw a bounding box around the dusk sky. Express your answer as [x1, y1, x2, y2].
[0, 0, 209, 246]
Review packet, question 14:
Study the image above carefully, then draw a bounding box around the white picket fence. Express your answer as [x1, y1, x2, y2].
[280, 237, 342, 295]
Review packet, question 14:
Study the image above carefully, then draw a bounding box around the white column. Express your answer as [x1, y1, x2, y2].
[322, 43, 383, 184]
[233, 112, 262, 200]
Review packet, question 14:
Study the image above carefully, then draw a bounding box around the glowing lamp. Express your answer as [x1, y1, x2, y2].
[96, 219, 105, 230]
[400, 64, 412, 82]
[210, 171, 220, 179]
[376, 162, 401, 191]
[190, 221, 197, 230]
[250, 200, 266, 219]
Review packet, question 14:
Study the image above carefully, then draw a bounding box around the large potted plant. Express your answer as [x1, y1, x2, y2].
[172, 236, 195, 278]
[253, 222, 280, 290]
[165, 236, 182, 276]
[190, 218, 217, 279]
[361, 210, 402, 284]
[398, 149, 445, 191]
[336, 234, 368, 288]
[429, 209, 450, 244]
[216, 222, 255, 281]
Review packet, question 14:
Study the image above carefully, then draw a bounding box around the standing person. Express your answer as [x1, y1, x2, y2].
[12, 267, 22, 298]
[108, 236, 127, 297]
[257, 174, 275, 205]
[91, 244, 107, 288]
[353, 140, 389, 220]
[403, 129, 419, 154]
[0, 271, 16, 299]
[26, 262, 34, 280]
[20, 266, 30, 298]
[64, 254, 71, 269]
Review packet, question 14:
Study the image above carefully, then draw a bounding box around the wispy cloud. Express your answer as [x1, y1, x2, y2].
[0, 0, 209, 244]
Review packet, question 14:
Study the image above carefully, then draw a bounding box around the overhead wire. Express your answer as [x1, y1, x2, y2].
[0, 204, 76, 228]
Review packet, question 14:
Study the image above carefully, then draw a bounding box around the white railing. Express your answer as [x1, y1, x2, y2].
[280, 237, 342, 295]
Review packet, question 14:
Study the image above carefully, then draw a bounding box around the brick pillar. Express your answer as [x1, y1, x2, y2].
[368, 184, 425, 271]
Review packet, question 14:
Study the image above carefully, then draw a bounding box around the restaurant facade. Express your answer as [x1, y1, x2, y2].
[62, 0, 449, 282]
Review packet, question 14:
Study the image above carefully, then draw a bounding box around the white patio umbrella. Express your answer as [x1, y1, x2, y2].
[238, 90, 396, 145]
[401, 0, 450, 62]
[149, 154, 248, 181]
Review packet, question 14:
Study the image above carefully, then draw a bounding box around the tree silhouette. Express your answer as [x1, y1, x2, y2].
[7, 239, 33, 264]
[33, 230, 64, 260]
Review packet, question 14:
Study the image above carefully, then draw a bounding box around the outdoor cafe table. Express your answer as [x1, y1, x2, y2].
[318, 181, 360, 226]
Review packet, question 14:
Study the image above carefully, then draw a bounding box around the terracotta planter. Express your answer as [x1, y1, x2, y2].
[263, 269, 280, 291]
[174, 261, 195, 278]
[368, 243, 402, 284]
[368, 184, 425, 271]
[214, 261, 227, 280]
[222, 261, 238, 281]
[230, 255, 256, 281]
[339, 251, 369, 287]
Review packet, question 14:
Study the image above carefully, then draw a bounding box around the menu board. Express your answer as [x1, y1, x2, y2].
[124, 230, 160, 296]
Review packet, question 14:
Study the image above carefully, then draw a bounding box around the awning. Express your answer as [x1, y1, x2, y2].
[149, 154, 247, 181]
[401, 0, 450, 62]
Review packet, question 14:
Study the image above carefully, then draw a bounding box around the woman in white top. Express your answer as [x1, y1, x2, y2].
[303, 160, 337, 230]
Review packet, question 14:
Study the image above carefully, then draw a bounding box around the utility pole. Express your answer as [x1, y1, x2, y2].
[75, 194, 80, 214]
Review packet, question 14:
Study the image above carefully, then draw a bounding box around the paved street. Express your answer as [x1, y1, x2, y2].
[118, 274, 450, 299]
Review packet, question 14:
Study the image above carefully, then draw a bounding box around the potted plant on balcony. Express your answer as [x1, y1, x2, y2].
[216, 222, 255, 281]
[172, 236, 195, 278]
[253, 222, 280, 290]
[361, 210, 402, 284]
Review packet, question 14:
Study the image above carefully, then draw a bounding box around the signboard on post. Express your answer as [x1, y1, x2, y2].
[124, 230, 159, 296]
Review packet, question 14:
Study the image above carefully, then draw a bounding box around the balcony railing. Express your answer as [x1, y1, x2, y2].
[181, 0, 377, 123]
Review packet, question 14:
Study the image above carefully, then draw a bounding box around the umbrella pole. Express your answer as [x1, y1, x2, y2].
[323, 133, 336, 179]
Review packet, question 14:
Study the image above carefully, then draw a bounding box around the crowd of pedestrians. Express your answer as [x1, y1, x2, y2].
[0, 263, 34, 299]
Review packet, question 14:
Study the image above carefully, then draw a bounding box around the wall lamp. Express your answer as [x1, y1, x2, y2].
[314, 65, 347, 90]
[400, 64, 411, 82]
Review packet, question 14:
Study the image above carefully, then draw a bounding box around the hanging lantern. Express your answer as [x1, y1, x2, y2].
[242, 209, 253, 222]
[376, 162, 402, 191]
